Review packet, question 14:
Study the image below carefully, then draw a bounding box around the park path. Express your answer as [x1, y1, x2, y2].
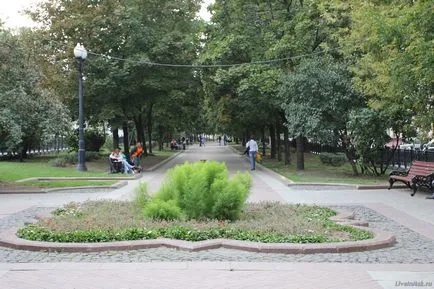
[0, 143, 433, 289]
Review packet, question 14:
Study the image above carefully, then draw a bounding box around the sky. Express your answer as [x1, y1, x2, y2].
[1, 0, 214, 29]
[0, 0, 40, 29]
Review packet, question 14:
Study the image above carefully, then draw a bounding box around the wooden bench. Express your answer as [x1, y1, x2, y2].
[389, 161, 434, 196]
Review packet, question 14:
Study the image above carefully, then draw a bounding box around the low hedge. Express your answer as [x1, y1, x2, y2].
[319, 152, 347, 167]
[17, 223, 373, 244]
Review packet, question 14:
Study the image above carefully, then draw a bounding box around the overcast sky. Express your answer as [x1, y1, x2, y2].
[1, 0, 214, 29]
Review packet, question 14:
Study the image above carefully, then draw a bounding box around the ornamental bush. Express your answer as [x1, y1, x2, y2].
[145, 161, 251, 221]
[143, 199, 183, 221]
[319, 152, 347, 167]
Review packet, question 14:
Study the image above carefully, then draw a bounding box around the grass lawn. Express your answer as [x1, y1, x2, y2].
[0, 150, 177, 188]
[18, 200, 373, 243]
[19, 180, 118, 188]
[233, 145, 389, 185]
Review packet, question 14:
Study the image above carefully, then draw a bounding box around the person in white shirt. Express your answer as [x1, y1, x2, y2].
[246, 136, 258, 170]
[110, 148, 135, 174]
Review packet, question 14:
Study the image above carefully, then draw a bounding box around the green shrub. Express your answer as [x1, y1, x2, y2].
[149, 161, 252, 221]
[211, 173, 251, 220]
[143, 199, 183, 221]
[319, 153, 347, 167]
[84, 151, 101, 161]
[49, 158, 68, 167]
[134, 182, 151, 208]
[50, 151, 101, 166]
[67, 129, 105, 152]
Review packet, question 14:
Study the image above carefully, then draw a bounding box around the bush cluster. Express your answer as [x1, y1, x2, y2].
[67, 129, 106, 152]
[143, 161, 252, 221]
[319, 153, 347, 167]
[49, 151, 101, 167]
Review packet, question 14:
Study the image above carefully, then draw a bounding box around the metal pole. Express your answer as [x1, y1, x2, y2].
[77, 57, 87, 171]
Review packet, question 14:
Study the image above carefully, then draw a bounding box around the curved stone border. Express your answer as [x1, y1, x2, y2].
[0, 181, 128, 194]
[0, 210, 395, 254]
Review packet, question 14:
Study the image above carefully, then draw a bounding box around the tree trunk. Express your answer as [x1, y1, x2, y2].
[338, 132, 359, 176]
[134, 114, 148, 156]
[296, 136, 304, 170]
[122, 122, 130, 158]
[133, 115, 145, 144]
[269, 124, 276, 159]
[147, 103, 154, 154]
[283, 125, 290, 166]
[112, 127, 119, 150]
[261, 127, 266, 157]
[158, 124, 163, 151]
[276, 119, 282, 161]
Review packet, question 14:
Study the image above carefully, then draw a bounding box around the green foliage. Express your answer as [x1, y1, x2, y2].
[17, 201, 374, 243]
[49, 158, 68, 168]
[151, 161, 251, 220]
[134, 182, 151, 208]
[50, 151, 101, 166]
[0, 28, 71, 155]
[143, 199, 183, 221]
[319, 153, 347, 167]
[17, 222, 373, 243]
[347, 108, 391, 175]
[85, 130, 106, 152]
[67, 129, 105, 152]
[346, 0, 434, 133]
[52, 203, 82, 217]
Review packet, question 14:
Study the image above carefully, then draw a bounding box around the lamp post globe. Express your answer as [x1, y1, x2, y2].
[74, 43, 87, 171]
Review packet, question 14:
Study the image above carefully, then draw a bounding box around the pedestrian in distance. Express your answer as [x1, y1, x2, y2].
[246, 136, 258, 170]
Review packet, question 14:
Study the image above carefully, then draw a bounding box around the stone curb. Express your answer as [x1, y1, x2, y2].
[0, 209, 395, 254]
[0, 180, 128, 195]
[16, 176, 139, 182]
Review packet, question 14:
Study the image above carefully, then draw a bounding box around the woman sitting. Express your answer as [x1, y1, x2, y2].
[110, 148, 136, 174]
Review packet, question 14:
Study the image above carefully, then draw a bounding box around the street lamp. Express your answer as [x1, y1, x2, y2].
[73, 43, 88, 171]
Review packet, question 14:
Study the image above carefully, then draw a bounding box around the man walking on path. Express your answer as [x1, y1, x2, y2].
[246, 136, 258, 170]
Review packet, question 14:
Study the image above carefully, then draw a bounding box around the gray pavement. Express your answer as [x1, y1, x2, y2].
[0, 143, 434, 289]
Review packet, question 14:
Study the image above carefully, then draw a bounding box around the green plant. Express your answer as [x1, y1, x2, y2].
[84, 151, 101, 161]
[49, 158, 67, 167]
[67, 129, 105, 152]
[211, 173, 251, 220]
[16, 201, 375, 243]
[151, 161, 251, 221]
[134, 182, 151, 208]
[319, 153, 347, 167]
[143, 199, 183, 221]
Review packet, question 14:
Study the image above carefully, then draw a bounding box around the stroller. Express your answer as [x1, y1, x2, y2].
[109, 158, 124, 173]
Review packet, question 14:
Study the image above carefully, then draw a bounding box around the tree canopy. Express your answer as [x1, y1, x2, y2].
[0, 0, 432, 174]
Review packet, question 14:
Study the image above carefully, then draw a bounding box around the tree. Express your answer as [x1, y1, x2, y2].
[27, 0, 204, 153]
[279, 56, 365, 173]
[0, 27, 71, 158]
[347, 108, 392, 176]
[344, 0, 434, 137]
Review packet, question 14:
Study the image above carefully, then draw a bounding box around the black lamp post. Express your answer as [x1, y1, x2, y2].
[73, 43, 88, 171]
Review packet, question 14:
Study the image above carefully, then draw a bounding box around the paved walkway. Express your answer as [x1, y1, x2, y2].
[0, 144, 433, 289]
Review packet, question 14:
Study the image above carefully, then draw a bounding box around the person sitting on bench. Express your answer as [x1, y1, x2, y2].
[110, 148, 135, 174]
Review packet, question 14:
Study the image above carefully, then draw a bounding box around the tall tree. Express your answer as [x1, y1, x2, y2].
[279, 56, 365, 173]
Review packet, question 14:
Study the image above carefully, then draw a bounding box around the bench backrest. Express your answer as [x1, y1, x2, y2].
[408, 161, 434, 177]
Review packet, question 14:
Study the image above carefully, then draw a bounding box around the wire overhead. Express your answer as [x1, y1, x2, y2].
[86, 48, 340, 68]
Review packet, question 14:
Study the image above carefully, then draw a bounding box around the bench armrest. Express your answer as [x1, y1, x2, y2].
[389, 169, 408, 177]
[412, 173, 434, 184]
